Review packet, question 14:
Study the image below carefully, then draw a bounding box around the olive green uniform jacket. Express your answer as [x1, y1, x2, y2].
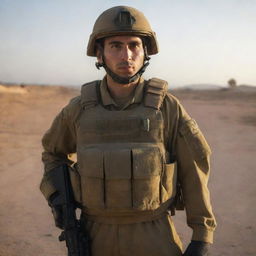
[40, 77, 216, 256]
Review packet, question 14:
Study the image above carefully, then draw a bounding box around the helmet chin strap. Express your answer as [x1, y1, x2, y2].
[97, 60, 150, 84]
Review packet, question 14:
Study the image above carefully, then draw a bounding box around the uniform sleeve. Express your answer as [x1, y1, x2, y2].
[40, 96, 81, 200]
[163, 93, 216, 243]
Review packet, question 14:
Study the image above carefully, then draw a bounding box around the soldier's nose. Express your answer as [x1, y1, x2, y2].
[121, 46, 132, 61]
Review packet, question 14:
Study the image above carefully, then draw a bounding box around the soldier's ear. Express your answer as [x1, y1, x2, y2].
[95, 43, 103, 64]
[96, 51, 103, 63]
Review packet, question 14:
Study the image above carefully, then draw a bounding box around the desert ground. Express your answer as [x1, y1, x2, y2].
[0, 84, 255, 256]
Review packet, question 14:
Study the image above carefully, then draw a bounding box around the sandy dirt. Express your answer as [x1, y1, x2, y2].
[0, 84, 255, 256]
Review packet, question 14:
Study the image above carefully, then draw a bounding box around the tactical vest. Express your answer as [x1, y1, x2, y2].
[75, 78, 177, 217]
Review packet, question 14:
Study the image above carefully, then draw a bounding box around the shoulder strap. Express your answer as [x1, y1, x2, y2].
[144, 77, 168, 110]
[80, 80, 101, 109]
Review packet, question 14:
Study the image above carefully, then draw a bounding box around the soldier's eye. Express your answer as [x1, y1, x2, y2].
[130, 43, 138, 48]
[129, 42, 142, 51]
[111, 43, 122, 49]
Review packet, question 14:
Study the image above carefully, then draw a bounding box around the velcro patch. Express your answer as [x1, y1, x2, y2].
[179, 119, 211, 160]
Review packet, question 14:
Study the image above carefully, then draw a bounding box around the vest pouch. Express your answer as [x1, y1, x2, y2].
[78, 148, 104, 208]
[104, 149, 132, 209]
[161, 162, 177, 203]
[132, 147, 162, 210]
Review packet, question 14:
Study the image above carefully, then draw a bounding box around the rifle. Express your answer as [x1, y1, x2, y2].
[50, 165, 90, 256]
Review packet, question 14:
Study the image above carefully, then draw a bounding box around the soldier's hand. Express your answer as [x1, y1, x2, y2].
[48, 192, 64, 229]
[183, 241, 210, 256]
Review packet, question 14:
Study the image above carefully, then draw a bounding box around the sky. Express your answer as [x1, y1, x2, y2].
[0, 0, 255, 87]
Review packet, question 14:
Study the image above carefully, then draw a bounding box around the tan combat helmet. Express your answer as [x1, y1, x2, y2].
[87, 6, 159, 57]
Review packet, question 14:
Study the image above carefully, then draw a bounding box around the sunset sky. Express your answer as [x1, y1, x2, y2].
[1, 0, 255, 87]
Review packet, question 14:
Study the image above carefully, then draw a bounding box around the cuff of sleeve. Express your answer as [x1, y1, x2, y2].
[192, 227, 214, 244]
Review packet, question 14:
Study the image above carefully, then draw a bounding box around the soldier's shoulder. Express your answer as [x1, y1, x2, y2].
[65, 80, 100, 108]
[165, 91, 180, 104]
[163, 90, 184, 113]
[81, 80, 101, 96]
[80, 80, 101, 107]
[69, 95, 81, 104]
[81, 80, 100, 89]
[65, 95, 82, 108]
[61, 95, 82, 119]
[64, 80, 99, 116]
[145, 77, 180, 105]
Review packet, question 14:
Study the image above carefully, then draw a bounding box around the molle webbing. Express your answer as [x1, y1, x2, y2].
[144, 78, 168, 110]
[75, 78, 178, 215]
[80, 78, 168, 110]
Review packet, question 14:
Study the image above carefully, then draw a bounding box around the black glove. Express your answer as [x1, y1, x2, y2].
[48, 192, 64, 229]
[183, 241, 210, 256]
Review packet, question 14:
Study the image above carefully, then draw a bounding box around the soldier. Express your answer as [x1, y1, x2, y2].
[40, 5, 216, 256]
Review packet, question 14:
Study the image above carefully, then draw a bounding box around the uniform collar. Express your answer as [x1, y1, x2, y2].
[100, 76, 145, 108]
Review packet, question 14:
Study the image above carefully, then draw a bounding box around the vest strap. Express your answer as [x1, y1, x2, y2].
[80, 80, 100, 109]
[80, 78, 168, 110]
[144, 78, 168, 110]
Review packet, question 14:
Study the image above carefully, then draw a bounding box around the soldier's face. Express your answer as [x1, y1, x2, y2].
[98, 35, 145, 78]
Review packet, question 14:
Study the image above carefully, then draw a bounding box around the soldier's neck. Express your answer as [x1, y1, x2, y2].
[106, 75, 139, 99]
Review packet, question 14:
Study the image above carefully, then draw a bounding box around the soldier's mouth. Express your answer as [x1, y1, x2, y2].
[117, 61, 133, 68]
[118, 66, 133, 70]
